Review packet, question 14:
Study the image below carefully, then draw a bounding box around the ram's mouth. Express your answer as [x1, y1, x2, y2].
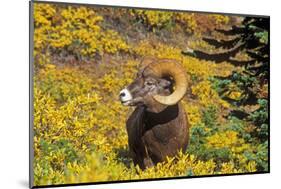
[121, 100, 132, 106]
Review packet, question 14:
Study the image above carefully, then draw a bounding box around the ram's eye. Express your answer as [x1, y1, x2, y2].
[145, 81, 154, 86]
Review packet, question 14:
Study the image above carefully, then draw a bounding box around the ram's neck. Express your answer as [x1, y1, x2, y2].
[144, 103, 180, 129]
[145, 100, 168, 113]
[145, 89, 172, 113]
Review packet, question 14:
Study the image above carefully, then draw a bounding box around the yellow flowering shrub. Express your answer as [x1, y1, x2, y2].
[175, 13, 230, 36]
[220, 160, 257, 174]
[133, 40, 233, 79]
[192, 80, 230, 108]
[34, 3, 128, 64]
[184, 102, 202, 127]
[206, 131, 249, 152]
[131, 10, 173, 30]
[129, 9, 229, 35]
[32, 3, 267, 187]
[175, 13, 198, 33]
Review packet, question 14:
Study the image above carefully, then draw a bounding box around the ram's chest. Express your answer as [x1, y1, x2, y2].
[126, 105, 187, 148]
[126, 106, 146, 147]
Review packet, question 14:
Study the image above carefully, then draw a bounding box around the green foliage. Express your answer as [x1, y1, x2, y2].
[202, 105, 219, 128]
[36, 66, 94, 103]
[254, 31, 269, 44]
[249, 99, 269, 142]
[187, 123, 232, 165]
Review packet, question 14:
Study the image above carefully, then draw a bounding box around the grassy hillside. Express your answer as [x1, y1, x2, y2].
[32, 3, 268, 186]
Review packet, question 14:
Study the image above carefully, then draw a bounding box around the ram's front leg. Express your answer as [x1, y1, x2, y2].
[142, 142, 154, 169]
[130, 146, 153, 170]
[143, 157, 154, 169]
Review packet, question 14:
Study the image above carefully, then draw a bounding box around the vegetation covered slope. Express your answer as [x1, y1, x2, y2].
[33, 3, 268, 186]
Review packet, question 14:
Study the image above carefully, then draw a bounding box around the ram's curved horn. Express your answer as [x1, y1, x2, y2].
[145, 59, 188, 105]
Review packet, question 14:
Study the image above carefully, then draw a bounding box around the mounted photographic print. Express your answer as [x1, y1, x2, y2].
[29, 1, 270, 188]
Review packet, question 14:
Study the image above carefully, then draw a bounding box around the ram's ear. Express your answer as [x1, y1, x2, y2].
[158, 78, 171, 89]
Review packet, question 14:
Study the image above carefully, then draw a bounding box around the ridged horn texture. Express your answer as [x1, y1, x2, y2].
[145, 59, 188, 105]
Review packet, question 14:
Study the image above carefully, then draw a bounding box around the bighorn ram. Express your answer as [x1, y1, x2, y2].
[119, 58, 189, 169]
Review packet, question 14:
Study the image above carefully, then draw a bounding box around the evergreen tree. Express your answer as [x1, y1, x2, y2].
[183, 17, 269, 142]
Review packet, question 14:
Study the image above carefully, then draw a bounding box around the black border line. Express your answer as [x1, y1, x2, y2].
[29, 1, 35, 188]
[268, 13, 271, 174]
[29, 0, 270, 188]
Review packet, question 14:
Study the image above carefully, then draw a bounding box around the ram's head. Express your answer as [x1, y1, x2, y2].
[119, 58, 188, 107]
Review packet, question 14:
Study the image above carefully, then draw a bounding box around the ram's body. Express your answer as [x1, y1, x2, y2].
[126, 103, 189, 169]
[119, 58, 189, 169]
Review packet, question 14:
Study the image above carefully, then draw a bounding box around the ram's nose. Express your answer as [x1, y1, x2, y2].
[119, 88, 133, 102]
